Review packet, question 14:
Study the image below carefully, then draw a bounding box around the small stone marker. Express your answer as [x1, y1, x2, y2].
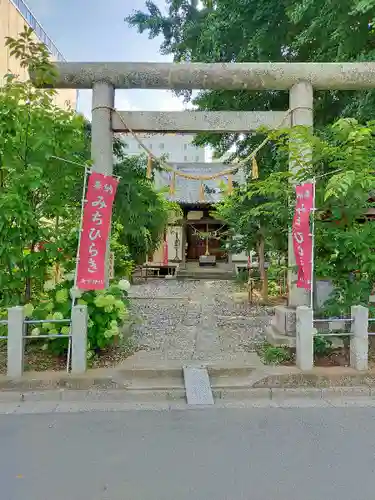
[183, 366, 214, 405]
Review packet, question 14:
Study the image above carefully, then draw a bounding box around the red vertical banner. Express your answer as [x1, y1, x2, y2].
[162, 231, 169, 266]
[292, 183, 314, 291]
[76, 172, 119, 290]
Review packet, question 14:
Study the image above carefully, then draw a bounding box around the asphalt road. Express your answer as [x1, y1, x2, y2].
[2, 405, 375, 500]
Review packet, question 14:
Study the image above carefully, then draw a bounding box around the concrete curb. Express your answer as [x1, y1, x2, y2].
[0, 386, 373, 404]
[1, 367, 375, 395]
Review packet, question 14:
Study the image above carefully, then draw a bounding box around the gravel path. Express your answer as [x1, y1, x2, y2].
[129, 279, 273, 361]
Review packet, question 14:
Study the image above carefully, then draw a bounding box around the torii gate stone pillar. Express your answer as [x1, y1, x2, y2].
[91, 81, 115, 176]
[33, 61, 375, 342]
[288, 81, 313, 309]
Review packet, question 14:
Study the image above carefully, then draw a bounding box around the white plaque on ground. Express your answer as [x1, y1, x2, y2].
[183, 366, 214, 405]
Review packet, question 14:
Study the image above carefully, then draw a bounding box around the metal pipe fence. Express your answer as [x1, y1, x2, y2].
[297, 305, 368, 371]
[1, 305, 87, 377]
[314, 318, 353, 323]
[313, 315, 353, 336]
[24, 319, 70, 324]
[314, 332, 352, 337]
[22, 319, 72, 373]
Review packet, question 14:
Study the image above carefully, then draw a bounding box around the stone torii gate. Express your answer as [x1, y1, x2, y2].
[34, 61, 375, 341]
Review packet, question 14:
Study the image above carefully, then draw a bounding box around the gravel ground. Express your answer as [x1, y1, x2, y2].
[129, 279, 274, 360]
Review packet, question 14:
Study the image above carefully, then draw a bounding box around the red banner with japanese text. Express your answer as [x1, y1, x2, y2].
[162, 232, 169, 266]
[292, 183, 314, 291]
[76, 172, 119, 290]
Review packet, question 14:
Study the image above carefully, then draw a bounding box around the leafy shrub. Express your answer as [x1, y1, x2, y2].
[313, 335, 333, 357]
[0, 309, 7, 338]
[30, 279, 130, 359]
[260, 344, 292, 365]
[267, 281, 280, 297]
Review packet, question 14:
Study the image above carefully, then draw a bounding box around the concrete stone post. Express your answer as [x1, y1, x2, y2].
[7, 306, 25, 378]
[91, 81, 115, 286]
[288, 81, 313, 308]
[350, 305, 368, 371]
[296, 306, 314, 371]
[91, 81, 115, 175]
[71, 305, 88, 374]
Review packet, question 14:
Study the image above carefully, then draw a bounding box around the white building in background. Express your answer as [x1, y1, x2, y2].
[121, 133, 206, 163]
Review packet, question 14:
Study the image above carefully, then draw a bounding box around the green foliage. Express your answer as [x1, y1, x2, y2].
[259, 344, 292, 365]
[113, 151, 182, 263]
[110, 222, 134, 279]
[214, 171, 291, 256]
[0, 26, 89, 306]
[313, 336, 333, 358]
[30, 280, 130, 359]
[127, 0, 375, 148]
[0, 25, 174, 312]
[312, 120, 375, 315]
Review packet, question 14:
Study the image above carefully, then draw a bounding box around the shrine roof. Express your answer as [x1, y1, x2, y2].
[154, 162, 244, 205]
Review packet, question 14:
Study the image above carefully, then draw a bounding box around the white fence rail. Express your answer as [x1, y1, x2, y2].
[0, 305, 88, 377]
[296, 305, 369, 371]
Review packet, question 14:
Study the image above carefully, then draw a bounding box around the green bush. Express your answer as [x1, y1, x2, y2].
[313, 335, 333, 357]
[260, 344, 292, 365]
[29, 279, 130, 360]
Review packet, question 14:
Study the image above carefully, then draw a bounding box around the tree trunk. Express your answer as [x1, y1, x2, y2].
[258, 235, 268, 303]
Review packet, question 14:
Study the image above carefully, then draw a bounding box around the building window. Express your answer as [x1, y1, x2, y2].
[159, 143, 165, 150]
[184, 144, 188, 150]
[184, 155, 188, 161]
[195, 156, 200, 162]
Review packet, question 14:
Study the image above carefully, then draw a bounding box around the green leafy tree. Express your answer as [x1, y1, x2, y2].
[113, 151, 182, 263]
[271, 119, 375, 313]
[127, 0, 375, 157]
[0, 26, 88, 306]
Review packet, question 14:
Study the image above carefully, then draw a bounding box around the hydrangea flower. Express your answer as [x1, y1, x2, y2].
[24, 303, 34, 317]
[104, 329, 113, 339]
[43, 302, 54, 312]
[31, 328, 40, 337]
[55, 289, 68, 304]
[94, 295, 108, 308]
[61, 326, 70, 335]
[43, 280, 55, 292]
[69, 287, 82, 300]
[42, 315, 54, 331]
[114, 300, 124, 310]
[52, 312, 64, 320]
[118, 308, 129, 320]
[118, 279, 130, 292]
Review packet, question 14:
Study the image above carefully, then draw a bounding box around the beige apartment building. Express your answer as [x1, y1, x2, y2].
[0, 0, 76, 109]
